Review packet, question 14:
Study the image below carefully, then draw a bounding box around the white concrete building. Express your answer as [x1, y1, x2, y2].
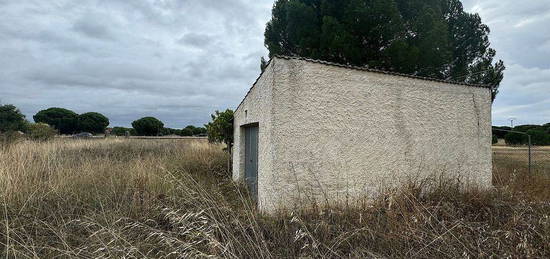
[233, 56, 492, 212]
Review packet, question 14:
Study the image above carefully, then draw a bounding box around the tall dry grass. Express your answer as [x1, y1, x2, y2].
[0, 139, 548, 258]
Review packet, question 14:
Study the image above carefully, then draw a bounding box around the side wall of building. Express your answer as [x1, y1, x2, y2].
[260, 58, 492, 212]
[232, 61, 276, 208]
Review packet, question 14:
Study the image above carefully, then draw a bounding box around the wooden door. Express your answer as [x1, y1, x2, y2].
[244, 126, 259, 200]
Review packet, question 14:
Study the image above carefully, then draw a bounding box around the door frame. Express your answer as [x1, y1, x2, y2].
[242, 123, 259, 201]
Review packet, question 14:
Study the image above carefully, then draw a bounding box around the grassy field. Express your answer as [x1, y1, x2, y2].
[493, 145, 550, 171]
[0, 139, 548, 258]
[492, 146, 550, 196]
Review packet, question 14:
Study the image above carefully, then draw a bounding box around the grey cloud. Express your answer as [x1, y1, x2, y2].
[1, 0, 548, 127]
[73, 18, 114, 40]
[0, 0, 270, 127]
[460, 0, 550, 125]
[177, 33, 215, 47]
[464, 0, 550, 69]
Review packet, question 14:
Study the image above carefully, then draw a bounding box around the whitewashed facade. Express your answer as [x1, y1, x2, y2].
[233, 56, 492, 212]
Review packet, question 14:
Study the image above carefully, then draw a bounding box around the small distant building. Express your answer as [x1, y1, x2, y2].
[233, 56, 492, 212]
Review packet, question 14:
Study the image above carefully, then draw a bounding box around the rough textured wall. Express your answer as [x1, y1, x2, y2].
[259, 58, 492, 212]
[232, 60, 276, 210]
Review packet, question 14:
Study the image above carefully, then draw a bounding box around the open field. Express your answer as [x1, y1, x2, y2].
[492, 145, 550, 179]
[493, 145, 550, 162]
[0, 139, 548, 258]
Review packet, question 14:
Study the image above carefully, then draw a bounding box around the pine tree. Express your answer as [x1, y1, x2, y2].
[264, 0, 505, 99]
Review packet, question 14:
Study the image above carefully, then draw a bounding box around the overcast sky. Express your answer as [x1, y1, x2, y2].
[0, 0, 548, 128]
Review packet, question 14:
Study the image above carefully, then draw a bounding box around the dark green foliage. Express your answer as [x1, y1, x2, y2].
[193, 127, 207, 135]
[184, 125, 196, 132]
[160, 128, 181, 136]
[180, 128, 193, 136]
[492, 135, 498, 144]
[0, 104, 27, 133]
[492, 126, 511, 139]
[526, 129, 550, 146]
[33, 108, 109, 134]
[504, 132, 527, 146]
[498, 124, 550, 146]
[33, 108, 78, 134]
[111, 127, 133, 136]
[131, 117, 164, 136]
[77, 112, 109, 134]
[265, 0, 505, 99]
[183, 125, 207, 136]
[513, 124, 543, 133]
[160, 128, 170, 136]
[205, 109, 234, 151]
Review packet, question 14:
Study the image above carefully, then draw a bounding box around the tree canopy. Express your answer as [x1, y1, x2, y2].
[0, 104, 27, 133]
[526, 129, 550, 146]
[33, 107, 79, 134]
[78, 112, 110, 134]
[131, 117, 164, 136]
[180, 128, 194, 136]
[205, 109, 234, 152]
[184, 125, 207, 136]
[497, 123, 550, 146]
[265, 0, 505, 100]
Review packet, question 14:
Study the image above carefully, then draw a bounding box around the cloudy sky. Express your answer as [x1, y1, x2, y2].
[0, 0, 548, 128]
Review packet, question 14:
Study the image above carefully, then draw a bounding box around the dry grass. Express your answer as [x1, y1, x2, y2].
[492, 146, 550, 201]
[0, 139, 548, 258]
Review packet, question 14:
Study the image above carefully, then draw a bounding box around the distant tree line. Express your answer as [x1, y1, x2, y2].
[0, 104, 58, 141]
[493, 124, 550, 146]
[1, 104, 209, 139]
[33, 107, 109, 134]
[16, 104, 548, 148]
[112, 117, 207, 137]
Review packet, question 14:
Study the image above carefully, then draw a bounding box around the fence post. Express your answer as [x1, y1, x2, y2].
[528, 135, 532, 174]
[492, 128, 533, 174]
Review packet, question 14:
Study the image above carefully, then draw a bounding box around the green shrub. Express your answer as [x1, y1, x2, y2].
[27, 123, 57, 141]
[33, 107, 78, 134]
[513, 124, 543, 133]
[183, 125, 207, 136]
[504, 132, 527, 146]
[161, 128, 181, 136]
[180, 128, 193, 136]
[492, 135, 498, 144]
[492, 126, 511, 139]
[0, 104, 28, 133]
[205, 109, 234, 149]
[131, 117, 164, 136]
[77, 112, 109, 134]
[526, 129, 550, 146]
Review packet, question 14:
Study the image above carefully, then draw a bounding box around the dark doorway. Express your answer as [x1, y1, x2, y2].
[244, 125, 259, 200]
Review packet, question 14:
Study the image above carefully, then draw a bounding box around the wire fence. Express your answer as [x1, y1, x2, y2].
[492, 129, 550, 178]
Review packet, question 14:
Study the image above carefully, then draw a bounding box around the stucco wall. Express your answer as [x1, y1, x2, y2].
[235, 57, 492, 212]
[232, 60, 276, 209]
